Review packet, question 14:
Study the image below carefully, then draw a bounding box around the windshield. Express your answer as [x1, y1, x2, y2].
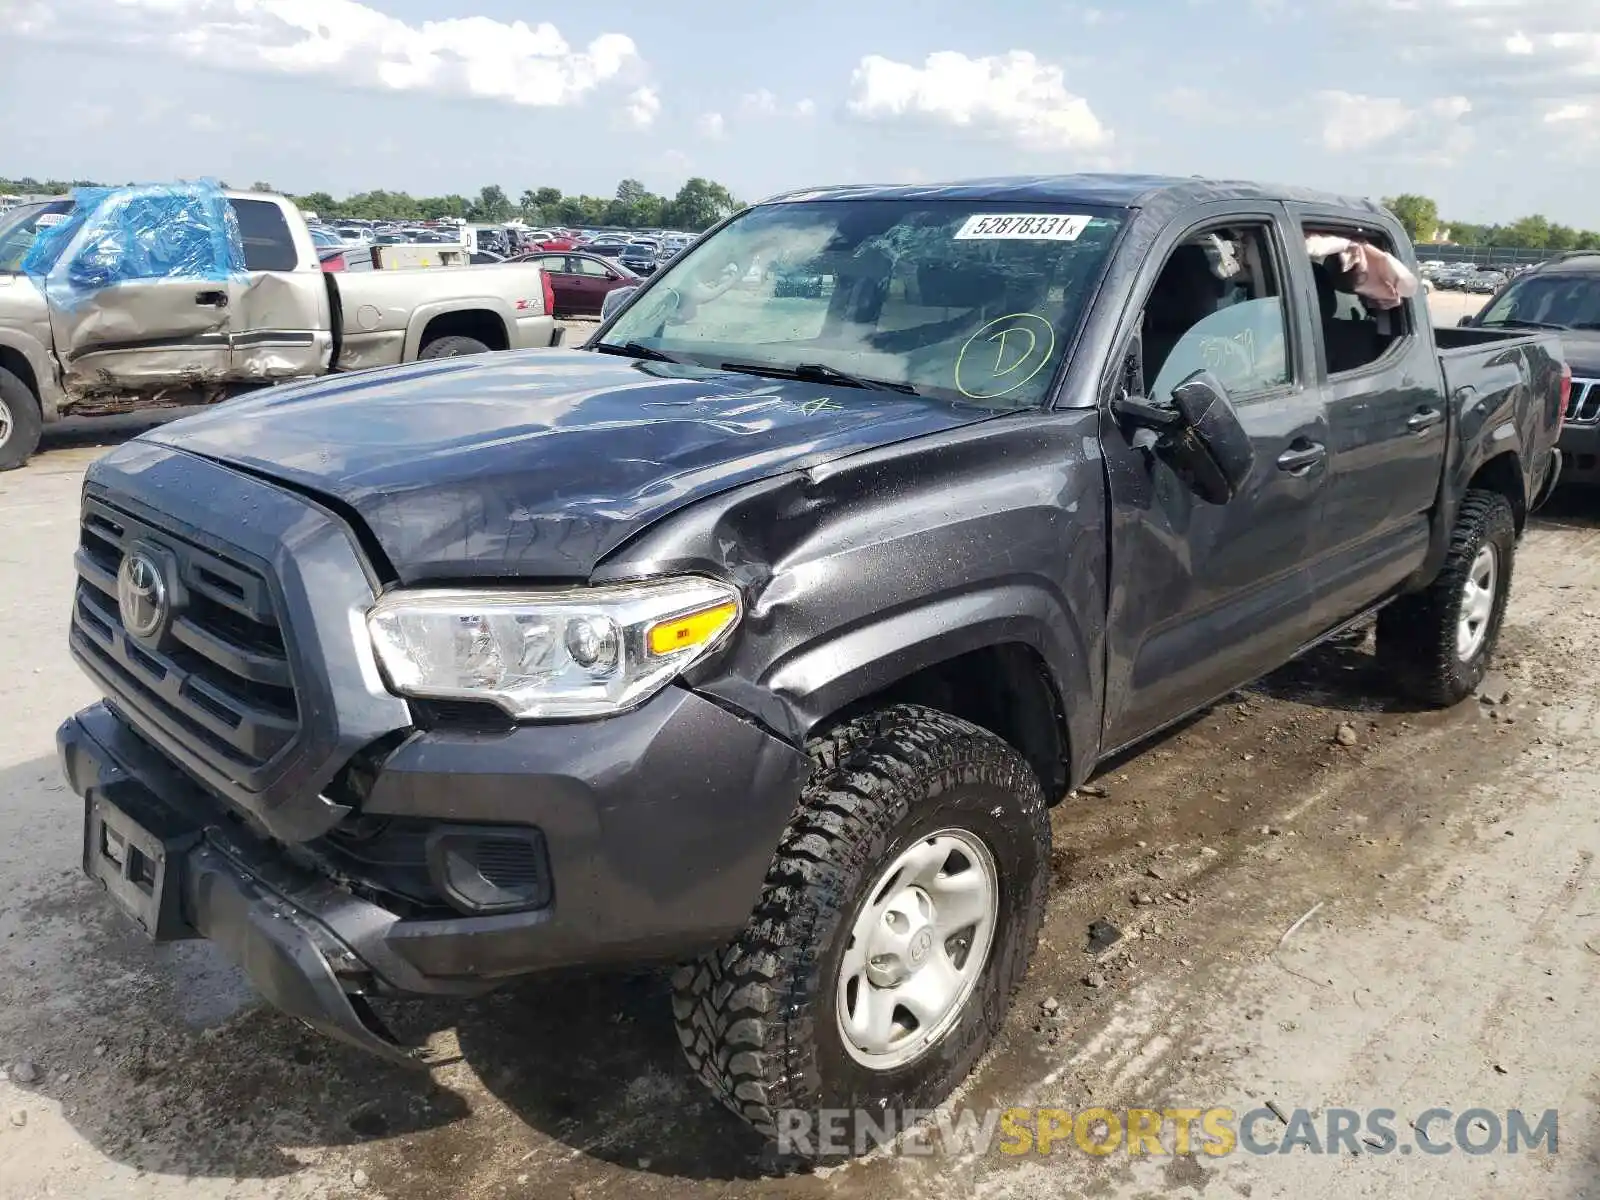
[1478, 273, 1600, 329]
[0, 201, 75, 273]
[598, 199, 1125, 410]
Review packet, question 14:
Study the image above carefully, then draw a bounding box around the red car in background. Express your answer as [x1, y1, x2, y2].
[512, 251, 638, 317]
[515, 229, 578, 253]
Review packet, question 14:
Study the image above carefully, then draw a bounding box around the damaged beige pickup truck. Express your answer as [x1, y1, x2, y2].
[0, 188, 560, 469]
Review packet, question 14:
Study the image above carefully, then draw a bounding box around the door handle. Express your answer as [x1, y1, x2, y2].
[1407, 408, 1443, 433]
[195, 290, 228, 307]
[1276, 442, 1326, 473]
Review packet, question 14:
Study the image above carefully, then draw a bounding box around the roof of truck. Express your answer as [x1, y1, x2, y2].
[1527, 252, 1600, 273]
[760, 174, 1388, 218]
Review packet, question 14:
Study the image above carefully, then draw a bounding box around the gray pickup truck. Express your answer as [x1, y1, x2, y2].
[0, 187, 559, 469]
[58, 174, 1562, 1156]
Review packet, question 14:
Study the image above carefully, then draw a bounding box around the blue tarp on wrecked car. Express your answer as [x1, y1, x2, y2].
[20, 179, 246, 309]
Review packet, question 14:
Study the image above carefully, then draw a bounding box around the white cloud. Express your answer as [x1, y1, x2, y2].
[1546, 103, 1592, 122]
[1338, 1, 1600, 116]
[847, 50, 1109, 151]
[696, 111, 726, 139]
[1315, 90, 1470, 154]
[624, 87, 660, 129]
[742, 89, 779, 115]
[741, 89, 817, 120]
[14, 0, 646, 110]
[1316, 91, 1416, 151]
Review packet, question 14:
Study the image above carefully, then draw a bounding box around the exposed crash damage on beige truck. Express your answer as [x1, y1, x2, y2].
[0, 181, 562, 469]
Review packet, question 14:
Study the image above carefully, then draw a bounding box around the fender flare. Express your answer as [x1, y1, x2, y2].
[402, 299, 517, 360]
[0, 328, 63, 422]
[759, 581, 1099, 784]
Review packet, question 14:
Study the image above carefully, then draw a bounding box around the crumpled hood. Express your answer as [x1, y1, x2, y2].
[146, 349, 996, 581]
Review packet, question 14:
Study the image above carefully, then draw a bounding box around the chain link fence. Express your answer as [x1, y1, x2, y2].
[1415, 245, 1585, 268]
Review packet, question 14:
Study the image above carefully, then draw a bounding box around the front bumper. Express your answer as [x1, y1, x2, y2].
[1557, 423, 1600, 487]
[60, 688, 809, 1061]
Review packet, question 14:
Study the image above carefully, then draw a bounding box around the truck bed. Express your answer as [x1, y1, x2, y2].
[1432, 323, 1565, 511]
[328, 261, 554, 372]
[1433, 324, 1542, 353]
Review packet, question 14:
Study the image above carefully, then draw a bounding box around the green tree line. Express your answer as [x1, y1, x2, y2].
[1384, 193, 1600, 252]
[8, 173, 1590, 248]
[0, 174, 742, 232]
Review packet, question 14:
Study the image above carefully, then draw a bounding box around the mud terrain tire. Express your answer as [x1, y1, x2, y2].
[1376, 489, 1516, 706]
[671, 704, 1050, 1156]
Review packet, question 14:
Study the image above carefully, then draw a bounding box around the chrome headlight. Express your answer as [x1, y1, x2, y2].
[366, 577, 741, 719]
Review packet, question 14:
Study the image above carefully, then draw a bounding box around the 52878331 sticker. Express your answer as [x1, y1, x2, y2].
[953, 214, 1092, 242]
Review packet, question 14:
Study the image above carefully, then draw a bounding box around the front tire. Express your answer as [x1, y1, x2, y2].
[0, 366, 44, 472]
[671, 705, 1049, 1156]
[1376, 489, 1516, 705]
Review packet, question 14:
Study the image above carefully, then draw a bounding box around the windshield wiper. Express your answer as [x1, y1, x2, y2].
[719, 360, 919, 394]
[1476, 318, 1569, 331]
[592, 340, 684, 364]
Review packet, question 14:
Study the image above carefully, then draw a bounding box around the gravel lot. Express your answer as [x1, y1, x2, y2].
[6, 300, 1598, 1200]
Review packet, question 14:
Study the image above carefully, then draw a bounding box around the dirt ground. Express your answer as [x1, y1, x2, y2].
[6, 305, 1599, 1200]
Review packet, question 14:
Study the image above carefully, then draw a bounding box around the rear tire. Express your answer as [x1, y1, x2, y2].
[418, 335, 491, 360]
[0, 367, 44, 472]
[671, 704, 1049, 1158]
[1376, 489, 1516, 705]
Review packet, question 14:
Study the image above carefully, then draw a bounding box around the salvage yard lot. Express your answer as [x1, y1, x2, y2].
[4, 302, 1599, 1200]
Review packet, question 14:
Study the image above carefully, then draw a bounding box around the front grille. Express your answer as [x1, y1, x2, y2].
[71, 496, 299, 776]
[1566, 378, 1600, 424]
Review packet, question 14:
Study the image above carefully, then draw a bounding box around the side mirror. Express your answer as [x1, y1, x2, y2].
[1113, 370, 1254, 505]
[1457, 315, 1473, 327]
[1168, 371, 1255, 503]
[600, 285, 638, 322]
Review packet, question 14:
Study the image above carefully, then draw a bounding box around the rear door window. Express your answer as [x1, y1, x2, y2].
[1298, 224, 1413, 376]
[229, 200, 299, 272]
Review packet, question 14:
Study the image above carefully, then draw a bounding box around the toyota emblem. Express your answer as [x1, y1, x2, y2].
[116, 551, 169, 641]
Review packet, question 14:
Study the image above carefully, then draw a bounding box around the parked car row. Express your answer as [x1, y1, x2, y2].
[1417, 259, 1526, 294]
[303, 216, 701, 281]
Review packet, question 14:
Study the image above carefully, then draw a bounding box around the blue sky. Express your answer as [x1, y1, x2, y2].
[6, 0, 1599, 226]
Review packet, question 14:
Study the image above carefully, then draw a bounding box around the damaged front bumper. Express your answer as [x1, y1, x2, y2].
[62, 706, 441, 1064]
[59, 688, 810, 1063]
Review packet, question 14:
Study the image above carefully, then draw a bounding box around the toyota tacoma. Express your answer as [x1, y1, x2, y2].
[59, 175, 1564, 1153]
